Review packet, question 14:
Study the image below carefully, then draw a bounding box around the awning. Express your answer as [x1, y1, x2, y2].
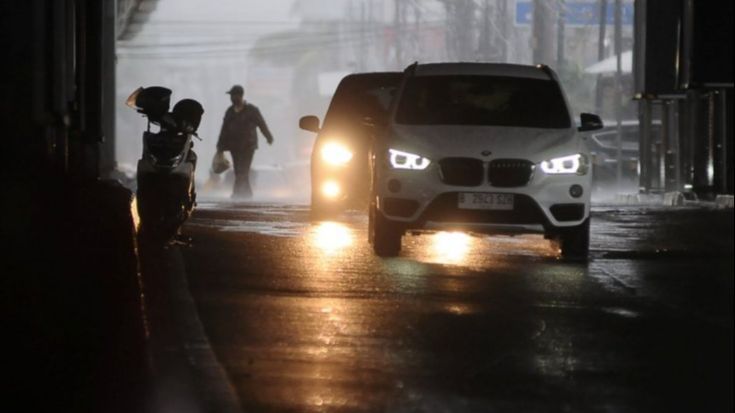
[117, 0, 160, 41]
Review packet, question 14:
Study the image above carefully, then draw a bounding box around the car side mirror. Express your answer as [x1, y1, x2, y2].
[299, 115, 320, 133]
[578, 113, 603, 132]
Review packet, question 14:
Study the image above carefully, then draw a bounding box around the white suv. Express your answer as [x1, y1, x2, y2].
[369, 63, 603, 259]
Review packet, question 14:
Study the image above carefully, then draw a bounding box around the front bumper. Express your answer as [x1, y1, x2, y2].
[312, 158, 370, 208]
[375, 164, 591, 231]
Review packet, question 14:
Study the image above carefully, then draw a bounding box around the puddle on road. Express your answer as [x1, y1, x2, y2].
[196, 201, 309, 216]
[403, 232, 560, 268]
[190, 202, 577, 267]
[194, 214, 564, 266]
[220, 221, 305, 237]
[311, 222, 354, 255]
[601, 307, 640, 318]
[600, 248, 714, 260]
[188, 211, 363, 243]
[188, 219, 305, 237]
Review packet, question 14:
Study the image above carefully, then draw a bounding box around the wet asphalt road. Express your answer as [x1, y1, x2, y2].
[176, 202, 733, 413]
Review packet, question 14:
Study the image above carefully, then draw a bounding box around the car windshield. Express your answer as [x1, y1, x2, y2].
[395, 75, 571, 128]
[322, 74, 401, 129]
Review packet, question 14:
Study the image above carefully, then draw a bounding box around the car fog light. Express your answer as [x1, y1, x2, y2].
[569, 184, 584, 198]
[322, 181, 341, 198]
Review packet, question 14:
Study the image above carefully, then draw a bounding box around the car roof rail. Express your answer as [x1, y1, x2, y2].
[536, 64, 559, 81]
[404, 61, 419, 76]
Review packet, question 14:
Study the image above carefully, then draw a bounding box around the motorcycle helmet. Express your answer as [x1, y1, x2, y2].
[172, 99, 204, 132]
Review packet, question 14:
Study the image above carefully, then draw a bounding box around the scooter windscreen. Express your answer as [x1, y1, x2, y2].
[145, 131, 190, 168]
[127, 86, 172, 120]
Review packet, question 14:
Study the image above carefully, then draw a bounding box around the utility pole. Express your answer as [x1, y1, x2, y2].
[479, 0, 491, 61]
[614, 0, 623, 186]
[499, 0, 509, 62]
[718, 89, 729, 194]
[459, 0, 476, 61]
[532, 0, 556, 64]
[440, 0, 476, 61]
[359, 1, 366, 71]
[413, 1, 421, 61]
[394, 0, 403, 68]
[595, 0, 608, 114]
[556, 0, 566, 69]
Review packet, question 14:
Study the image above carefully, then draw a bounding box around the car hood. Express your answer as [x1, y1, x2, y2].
[388, 124, 585, 163]
[591, 137, 639, 152]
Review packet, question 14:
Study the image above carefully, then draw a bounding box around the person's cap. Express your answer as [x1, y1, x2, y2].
[226, 85, 244, 95]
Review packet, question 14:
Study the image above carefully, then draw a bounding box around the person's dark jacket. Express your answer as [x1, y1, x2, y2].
[216, 103, 273, 151]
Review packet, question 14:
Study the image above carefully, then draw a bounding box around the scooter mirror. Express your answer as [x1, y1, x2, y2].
[126, 87, 143, 110]
[130, 86, 172, 119]
[299, 115, 320, 133]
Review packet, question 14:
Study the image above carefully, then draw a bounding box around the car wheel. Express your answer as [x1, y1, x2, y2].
[369, 202, 402, 257]
[557, 218, 590, 261]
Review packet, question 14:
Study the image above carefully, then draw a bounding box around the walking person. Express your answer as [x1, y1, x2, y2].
[216, 85, 274, 198]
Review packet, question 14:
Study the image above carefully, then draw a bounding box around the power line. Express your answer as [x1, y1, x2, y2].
[142, 19, 300, 26]
[117, 30, 388, 59]
[123, 18, 449, 41]
[118, 20, 450, 56]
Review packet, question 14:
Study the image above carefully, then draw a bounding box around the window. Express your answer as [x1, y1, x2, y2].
[323, 74, 402, 129]
[395, 75, 572, 129]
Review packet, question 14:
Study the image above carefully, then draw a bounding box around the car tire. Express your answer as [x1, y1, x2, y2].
[557, 218, 590, 261]
[369, 202, 402, 257]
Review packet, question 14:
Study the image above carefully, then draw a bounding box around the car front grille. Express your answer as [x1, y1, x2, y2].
[438, 158, 484, 187]
[487, 159, 535, 187]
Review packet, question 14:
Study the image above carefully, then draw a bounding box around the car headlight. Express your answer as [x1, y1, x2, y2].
[321, 142, 353, 166]
[389, 149, 431, 170]
[540, 154, 589, 175]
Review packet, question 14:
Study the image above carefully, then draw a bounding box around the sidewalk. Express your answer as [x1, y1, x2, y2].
[606, 192, 734, 208]
[3, 179, 148, 413]
[3, 178, 242, 413]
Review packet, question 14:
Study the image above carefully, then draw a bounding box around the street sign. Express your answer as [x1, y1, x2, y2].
[515, 1, 634, 27]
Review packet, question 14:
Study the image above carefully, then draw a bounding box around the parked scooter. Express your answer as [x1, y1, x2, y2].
[126, 86, 204, 241]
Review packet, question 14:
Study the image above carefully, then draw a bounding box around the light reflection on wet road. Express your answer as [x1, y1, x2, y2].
[180, 201, 733, 413]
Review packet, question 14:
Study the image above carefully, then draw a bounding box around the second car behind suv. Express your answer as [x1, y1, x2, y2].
[369, 63, 604, 259]
[299, 72, 402, 217]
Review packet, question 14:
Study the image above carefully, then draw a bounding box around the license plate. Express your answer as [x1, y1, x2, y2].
[458, 193, 514, 210]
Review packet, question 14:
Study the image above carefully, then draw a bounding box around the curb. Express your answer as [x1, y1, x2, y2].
[139, 242, 243, 413]
[613, 193, 664, 205]
[611, 191, 735, 208]
[662, 192, 685, 206]
[715, 195, 734, 209]
[662, 191, 700, 206]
